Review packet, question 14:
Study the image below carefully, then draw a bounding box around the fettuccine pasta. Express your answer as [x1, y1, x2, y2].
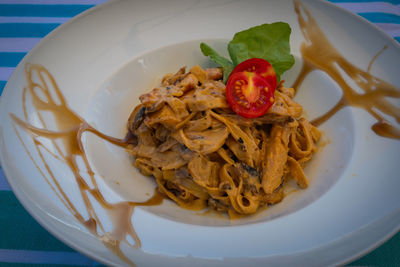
[126, 65, 321, 217]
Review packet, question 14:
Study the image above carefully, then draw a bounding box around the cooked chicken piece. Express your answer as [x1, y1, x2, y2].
[261, 124, 292, 194]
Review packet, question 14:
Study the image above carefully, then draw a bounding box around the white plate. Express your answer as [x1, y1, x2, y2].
[1, 0, 400, 266]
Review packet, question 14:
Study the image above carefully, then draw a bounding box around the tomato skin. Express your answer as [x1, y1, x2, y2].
[231, 58, 277, 91]
[226, 71, 274, 118]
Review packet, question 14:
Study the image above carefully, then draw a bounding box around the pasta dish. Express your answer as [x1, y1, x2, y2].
[126, 65, 321, 217]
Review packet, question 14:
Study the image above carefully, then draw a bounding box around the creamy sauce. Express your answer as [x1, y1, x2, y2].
[9, 0, 400, 265]
[12, 64, 163, 266]
[293, 0, 400, 139]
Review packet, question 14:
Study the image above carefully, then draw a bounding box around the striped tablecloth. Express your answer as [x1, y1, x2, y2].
[0, 0, 399, 266]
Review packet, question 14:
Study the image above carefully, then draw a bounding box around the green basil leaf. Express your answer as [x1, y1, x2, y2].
[227, 22, 295, 81]
[200, 42, 234, 83]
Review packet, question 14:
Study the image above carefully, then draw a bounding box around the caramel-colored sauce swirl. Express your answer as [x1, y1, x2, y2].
[293, 0, 400, 139]
[9, 0, 400, 266]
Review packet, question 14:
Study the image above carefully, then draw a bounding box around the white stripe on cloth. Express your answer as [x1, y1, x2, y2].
[0, 170, 11, 191]
[0, 38, 41, 52]
[375, 22, 400, 37]
[0, 0, 107, 4]
[336, 2, 400, 16]
[0, 16, 70, 23]
[0, 67, 14, 81]
[0, 249, 99, 265]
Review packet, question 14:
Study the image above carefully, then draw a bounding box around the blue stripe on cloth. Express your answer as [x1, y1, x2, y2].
[0, 23, 60, 37]
[358, 12, 400, 23]
[0, 4, 94, 17]
[0, 249, 99, 266]
[0, 52, 26, 67]
[329, 0, 400, 4]
[0, 81, 5, 95]
[395, 36, 400, 42]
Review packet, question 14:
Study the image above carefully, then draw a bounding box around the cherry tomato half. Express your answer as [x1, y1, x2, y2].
[231, 58, 277, 91]
[226, 71, 274, 118]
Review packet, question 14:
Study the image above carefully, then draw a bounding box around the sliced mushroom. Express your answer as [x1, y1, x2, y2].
[184, 111, 212, 132]
[144, 105, 182, 129]
[127, 104, 146, 132]
[157, 137, 178, 152]
[172, 124, 229, 155]
[151, 150, 188, 170]
[188, 154, 220, 188]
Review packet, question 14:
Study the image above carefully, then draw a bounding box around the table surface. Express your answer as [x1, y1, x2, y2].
[0, 0, 399, 266]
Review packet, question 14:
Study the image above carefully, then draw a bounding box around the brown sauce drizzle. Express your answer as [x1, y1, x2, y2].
[293, 0, 400, 140]
[11, 64, 163, 266]
[9, 0, 400, 265]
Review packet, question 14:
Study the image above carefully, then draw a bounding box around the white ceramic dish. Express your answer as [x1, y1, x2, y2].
[1, 0, 400, 266]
